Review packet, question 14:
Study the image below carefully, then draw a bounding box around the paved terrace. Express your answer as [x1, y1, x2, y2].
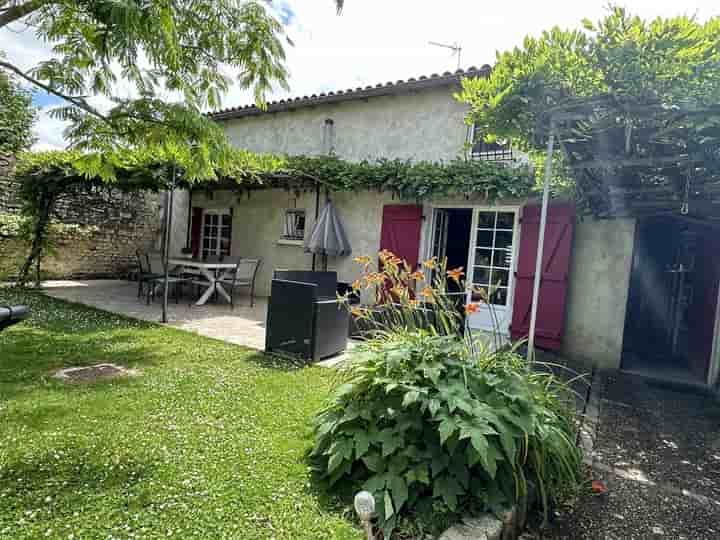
[44, 279, 270, 351]
[43, 279, 351, 366]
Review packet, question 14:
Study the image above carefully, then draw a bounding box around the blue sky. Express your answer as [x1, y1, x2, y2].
[1, 0, 717, 150]
[31, 91, 63, 108]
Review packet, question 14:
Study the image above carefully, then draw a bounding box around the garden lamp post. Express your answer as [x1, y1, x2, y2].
[354, 491, 375, 540]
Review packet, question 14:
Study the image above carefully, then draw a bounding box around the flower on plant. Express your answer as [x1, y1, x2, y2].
[390, 285, 407, 299]
[420, 286, 434, 301]
[422, 257, 438, 269]
[447, 266, 465, 283]
[350, 306, 367, 318]
[409, 270, 424, 281]
[353, 255, 372, 268]
[464, 303, 480, 314]
[351, 278, 363, 291]
[378, 249, 396, 263]
[365, 272, 385, 286]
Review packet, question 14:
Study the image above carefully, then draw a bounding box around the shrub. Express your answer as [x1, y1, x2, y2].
[310, 251, 583, 537]
[309, 332, 582, 536]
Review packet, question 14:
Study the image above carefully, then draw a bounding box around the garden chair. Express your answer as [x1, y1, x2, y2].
[218, 257, 262, 308]
[135, 250, 163, 298]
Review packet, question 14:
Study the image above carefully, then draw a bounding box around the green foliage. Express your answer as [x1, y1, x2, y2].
[456, 7, 720, 209]
[0, 1, 344, 175]
[457, 7, 720, 149]
[0, 70, 36, 154]
[309, 333, 583, 537]
[15, 148, 534, 200]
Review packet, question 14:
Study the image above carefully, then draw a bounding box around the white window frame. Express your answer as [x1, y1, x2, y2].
[201, 208, 232, 259]
[280, 208, 306, 242]
[422, 204, 522, 334]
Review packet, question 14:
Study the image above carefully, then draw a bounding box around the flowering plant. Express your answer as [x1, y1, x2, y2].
[342, 250, 501, 343]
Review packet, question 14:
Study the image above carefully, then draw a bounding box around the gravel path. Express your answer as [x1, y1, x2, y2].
[529, 372, 720, 539]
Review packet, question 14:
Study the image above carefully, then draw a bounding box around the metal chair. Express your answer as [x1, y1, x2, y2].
[218, 258, 262, 308]
[135, 250, 163, 298]
[146, 260, 195, 305]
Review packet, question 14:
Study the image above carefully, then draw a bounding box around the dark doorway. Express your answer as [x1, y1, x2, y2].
[430, 208, 472, 292]
[622, 216, 720, 384]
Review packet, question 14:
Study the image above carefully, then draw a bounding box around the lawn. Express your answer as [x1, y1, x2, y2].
[0, 289, 361, 540]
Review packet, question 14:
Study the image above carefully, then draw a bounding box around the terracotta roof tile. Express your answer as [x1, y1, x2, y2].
[208, 65, 490, 121]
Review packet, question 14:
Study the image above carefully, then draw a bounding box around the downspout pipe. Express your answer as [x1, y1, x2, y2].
[527, 121, 555, 363]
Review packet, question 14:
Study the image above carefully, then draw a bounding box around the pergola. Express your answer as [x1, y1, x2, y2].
[527, 95, 720, 360]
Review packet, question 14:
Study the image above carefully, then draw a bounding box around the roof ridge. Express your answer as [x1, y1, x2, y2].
[209, 64, 491, 120]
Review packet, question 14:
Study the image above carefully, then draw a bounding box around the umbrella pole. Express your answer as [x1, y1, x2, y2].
[311, 181, 320, 271]
[162, 168, 176, 324]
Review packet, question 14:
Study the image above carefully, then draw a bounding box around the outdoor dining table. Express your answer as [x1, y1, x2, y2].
[167, 258, 237, 306]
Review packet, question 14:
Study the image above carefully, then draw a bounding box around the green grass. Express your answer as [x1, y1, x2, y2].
[0, 289, 361, 540]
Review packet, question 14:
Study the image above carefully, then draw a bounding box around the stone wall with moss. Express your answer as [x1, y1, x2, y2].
[0, 154, 164, 280]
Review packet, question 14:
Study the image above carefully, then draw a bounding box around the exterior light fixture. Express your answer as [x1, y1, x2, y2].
[353, 491, 376, 540]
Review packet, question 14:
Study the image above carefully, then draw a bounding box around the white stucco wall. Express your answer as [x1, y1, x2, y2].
[561, 217, 636, 370]
[190, 188, 408, 298]
[220, 86, 471, 162]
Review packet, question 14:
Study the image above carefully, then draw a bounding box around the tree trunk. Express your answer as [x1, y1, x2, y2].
[18, 194, 53, 288]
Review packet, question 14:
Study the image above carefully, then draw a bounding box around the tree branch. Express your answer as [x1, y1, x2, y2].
[0, 0, 47, 28]
[0, 59, 108, 122]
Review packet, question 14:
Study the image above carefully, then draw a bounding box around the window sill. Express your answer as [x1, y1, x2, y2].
[277, 238, 305, 247]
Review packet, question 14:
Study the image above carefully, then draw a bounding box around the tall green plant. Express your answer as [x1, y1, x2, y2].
[311, 250, 583, 537]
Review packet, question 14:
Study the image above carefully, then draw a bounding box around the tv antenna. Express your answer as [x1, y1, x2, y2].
[429, 41, 462, 70]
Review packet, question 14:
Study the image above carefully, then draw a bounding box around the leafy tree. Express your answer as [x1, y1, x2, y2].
[0, 0, 343, 179]
[0, 67, 35, 155]
[457, 7, 720, 152]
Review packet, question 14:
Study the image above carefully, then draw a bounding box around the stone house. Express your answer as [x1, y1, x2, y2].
[169, 66, 719, 389]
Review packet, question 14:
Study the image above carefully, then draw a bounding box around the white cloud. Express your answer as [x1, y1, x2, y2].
[2, 0, 717, 148]
[31, 108, 69, 151]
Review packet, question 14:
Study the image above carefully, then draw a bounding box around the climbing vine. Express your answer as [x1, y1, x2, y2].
[12, 148, 534, 286]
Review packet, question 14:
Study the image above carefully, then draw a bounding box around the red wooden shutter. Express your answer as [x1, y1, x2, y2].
[379, 205, 423, 268]
[510, 203, 575, 351]
[190, 207, 203, 258]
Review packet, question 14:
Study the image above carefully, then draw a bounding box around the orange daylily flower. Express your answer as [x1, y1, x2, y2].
[422, 257, 438, 269]
[464, 303, 480, 314]
[409, 270, 425, 281]
[351, 279, 363, 291]
[365, 272, 385, 285]
[420, 286, 434, 300]
[447, 266, 465, 283]
[353, 255, 372, 267]
[378, 249, 396, 262]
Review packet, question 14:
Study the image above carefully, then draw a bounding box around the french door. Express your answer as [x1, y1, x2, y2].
[466, 209, 519, 333]
[201, 209, 232, 259]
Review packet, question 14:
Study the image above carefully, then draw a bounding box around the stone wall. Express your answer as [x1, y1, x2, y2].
[0, 155, 164, 280]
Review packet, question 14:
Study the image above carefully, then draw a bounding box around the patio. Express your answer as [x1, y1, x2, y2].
[42, 279, 354, 365]
[44, 279, 269, 350]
